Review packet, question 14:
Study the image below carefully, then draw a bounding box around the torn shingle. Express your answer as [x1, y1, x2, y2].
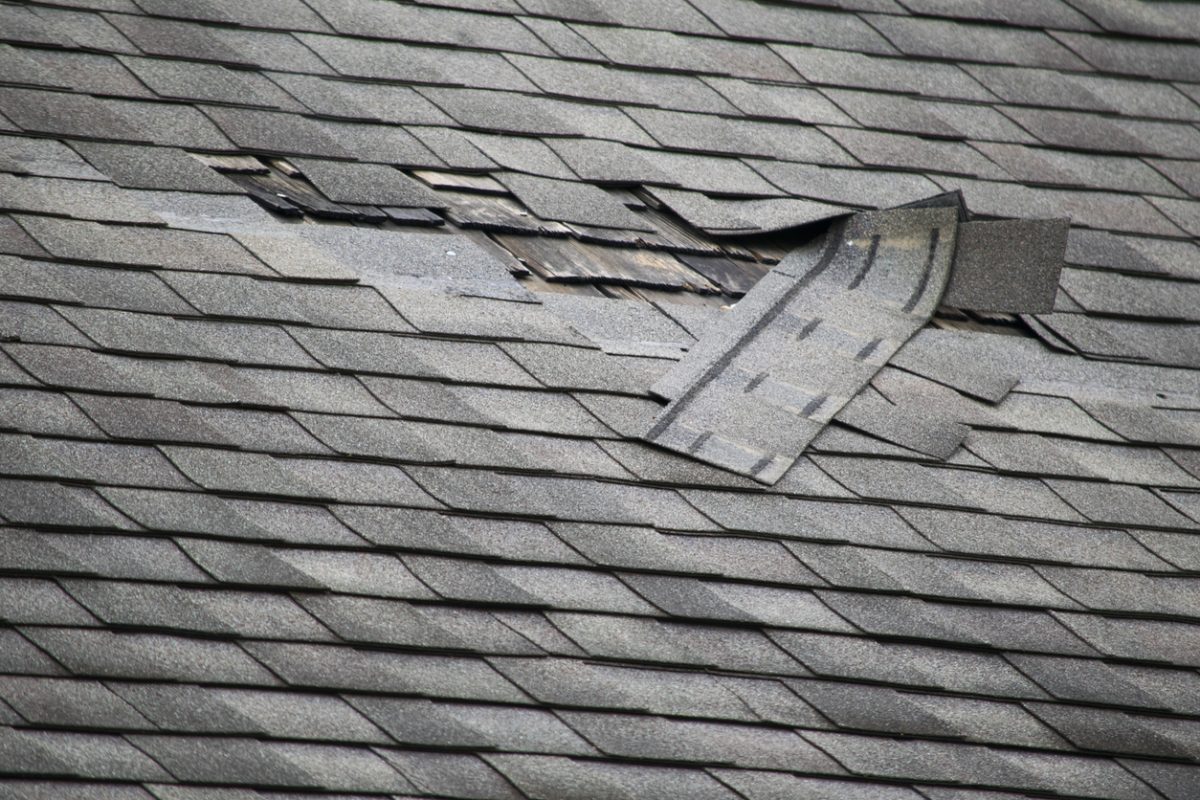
[643, 204, 959, 483]
[942, 218, 1069, 313]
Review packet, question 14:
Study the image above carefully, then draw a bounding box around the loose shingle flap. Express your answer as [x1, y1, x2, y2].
[641, 199, 1068, 484]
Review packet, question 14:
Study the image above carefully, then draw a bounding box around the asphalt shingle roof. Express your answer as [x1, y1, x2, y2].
[2, 0, 1200, 798]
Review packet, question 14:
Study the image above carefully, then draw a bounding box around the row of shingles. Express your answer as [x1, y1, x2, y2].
[154, 1, 1200, 796]
[2, 2, 788, 231]
[9, 0, 1184, 239]
[0, 158, 763, 796]
[4, 136, 1195, 662]
[530, 18, 1195, 236]
[2, 237, 1190, 796]
[16, 0, 1200, 217]
[0, 255, 1190, 786]
[1032, 224, 1200, 366]
[766, 327, 1200, 714]
[681, 2, 1200, 228]
[850, 12, 1200, 235]
[14, 0, 1200, 791]
[4, 520, 1199, 799]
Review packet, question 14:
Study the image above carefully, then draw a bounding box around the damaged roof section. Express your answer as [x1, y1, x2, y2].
[643, 197, 1068, 483]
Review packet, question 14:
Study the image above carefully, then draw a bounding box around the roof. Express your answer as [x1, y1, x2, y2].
[2, 0, 1200, 798]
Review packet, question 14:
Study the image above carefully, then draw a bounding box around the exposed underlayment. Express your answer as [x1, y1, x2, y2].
[4, 0, 1200, 798]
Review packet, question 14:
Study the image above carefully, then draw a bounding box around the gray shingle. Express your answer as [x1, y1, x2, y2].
[632, 107, 855, 166]
[943, 218, 1068, 313]
[0, 676, 151, 731]
[376, 750, 519, 800]
[16, 216, 267, 274]
[487, 754, 738, 800]
[243, 642, 528, 702]
[408, 466, 715, 528]
[0, 478, 136, 529]
[498, 172, 651, 230]
[300, 33, 535, 90]
[1052, 31, 1200, 82]
[692, 0, 896, 52]
[0, 87, 141, 140]
[269, 72, 452, 125]
[866, 14, 1089, 69]
[1054, 613, 1200, 668]
[116, 684, 386, 742]
[713, 770, 924, 800]
[596, 25, 803, 81]
[289, 158, 444, 207]
[558, 710, 842, 771]
[202, 106, 350, 158]
[0, 577, 95, 625]
[1046, 478, 1193, 528]
[22, 628, 278, 684]
[684, 490, 932, 549]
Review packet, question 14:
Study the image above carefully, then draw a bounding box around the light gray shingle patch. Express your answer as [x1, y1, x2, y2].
[488, 754, 739, 800]
[773, 45, 994, 100]
[269, 72, 452, 125]
[464, 132, 576, 179]
[106, 15, 249, 65]
[0, 174, 162, 225]
[684, 490, 932, 549]
[278, 226, 520, 292]
[691, 0, 897, 53]
[643, 206, 959, 484]
[23, 628, 278, 685]
[15, 216, 269, 274]
[501, 341, 670, 393]
[824, 128, 1007, 179]
[833, 388, 969, 459]
[517, 0, 720, 33]
[508, 54, 737, 114]
[704, 77, 855, 125]
[0, 134, 105, 180]
[559, 710, 844, 772]
[1052, 30, 1200, 82]
[1054, 613, 1200, 668]
[750, 161, 942, 209]
[0, 86, 143, 141]
[69, 143, 237, 194]
[200, 106, 350, 158]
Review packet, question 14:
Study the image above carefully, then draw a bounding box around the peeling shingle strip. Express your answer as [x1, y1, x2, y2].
[643, 205, 959, 484]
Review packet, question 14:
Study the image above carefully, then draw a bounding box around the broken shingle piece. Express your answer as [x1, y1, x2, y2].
[942, 218, 1069, 313]
[288, 158, 445, 208]
[498, 173, 652, 231]
[643, 204, 960, 484]
[70, 142, 239, 194]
